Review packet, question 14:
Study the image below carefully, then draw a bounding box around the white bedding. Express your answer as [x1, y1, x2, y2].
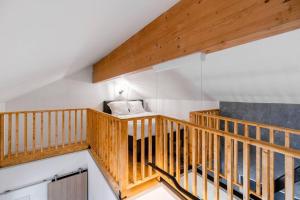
[114, 112, 156, 139]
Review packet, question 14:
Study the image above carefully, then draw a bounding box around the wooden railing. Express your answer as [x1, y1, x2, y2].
[1, 107, 299, 200]
[0, 108, 88, 167]
[190, 109, 300, 199]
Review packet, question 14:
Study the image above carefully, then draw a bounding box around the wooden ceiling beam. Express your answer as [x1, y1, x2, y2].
[93, 0, 300, 83]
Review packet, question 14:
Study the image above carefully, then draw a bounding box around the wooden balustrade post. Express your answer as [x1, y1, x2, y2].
[155, 116, 163, 169]
[119, 120, 128, 198]
[86, 109, 91, 145]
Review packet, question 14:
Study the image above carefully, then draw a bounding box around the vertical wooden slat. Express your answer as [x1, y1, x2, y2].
[224, 120, 228, 177]
[24, 113, 28, 154]
[256, 126, 261, 195]
[119, 120, 128, 198]
[170, 121, 174, 176]
[243, 141, 250, 200]
[192, 127, 197, 196]
[75, 110, 78, 144]
[68, 110, 71, 144]
[262, 149, 270, 200]
[176, 123, 181, 183]
[40, 112, 44, 152]
[226, 137, 233, 200]
[48, 112, 51, 149]
[15, 113, 19, 156]
[269, 129, 274, 200]
[133, 120, 137, 183]
[8, 114, 12, 157]
[285, 132, 294, 200]
[148, 118, 153, 176]
[208, 130, 213, 169]
[233, 121, 238, 183]
[141, 119, 145, 179]
[55, 111, 58, 149]
[184, 125, 188, 190]
[62, 111, 65, 147]
[202, 130, 208, 200]
[197, 128, 202, 165]
[0, 114, 4, 161]
[164, 119, 168, 172]
[32, 112, 36, 153]
[214, 133, 220, 200]
[80, 110, 83, 144]
[155, 116, 163, 169]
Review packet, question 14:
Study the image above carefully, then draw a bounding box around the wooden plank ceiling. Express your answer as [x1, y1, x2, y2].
[93, 0, 300, 83]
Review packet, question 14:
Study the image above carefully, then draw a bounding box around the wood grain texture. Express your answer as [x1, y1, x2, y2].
[93, 0, 300, 82]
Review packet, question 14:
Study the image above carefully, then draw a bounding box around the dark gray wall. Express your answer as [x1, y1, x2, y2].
[220, 102, 300, 130]
[219, 102, 300, 198]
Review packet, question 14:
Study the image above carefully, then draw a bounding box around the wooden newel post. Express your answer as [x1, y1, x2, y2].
[119, 120, 128, 198]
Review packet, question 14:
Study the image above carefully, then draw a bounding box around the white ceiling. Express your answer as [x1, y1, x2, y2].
[0, 0, 178, 102]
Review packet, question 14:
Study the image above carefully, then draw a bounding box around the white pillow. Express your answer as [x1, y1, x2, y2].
[128, 101, 145, 114]
[107, 101, 130, 115]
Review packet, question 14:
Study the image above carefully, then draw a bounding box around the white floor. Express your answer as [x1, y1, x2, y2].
[128, 184, 180, 200]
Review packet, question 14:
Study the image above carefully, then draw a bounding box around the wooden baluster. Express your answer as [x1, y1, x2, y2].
[214, 133, 220, 200]
[243, 140, 250, 200]
[285, 132, 294, 199]
[141, 119, 145, 179]
[55, 111, 58, 149]
[197, 128, 202, 165]
[233, 121, 238, 183]
[119, 120, 128, 198]
[224, 120, 228, 177]
[133, 120, 137, 183]
[8, 114, 12, 158]
[226, 136, 233, 200]
[176, 123, 181, 183]
[32, 112, 36, 153]
[15, 113, 19, 156]
[75, 110, 77, 144]
[170, 121, 174, 176]
[48, 112, 51, 149]
[192, 127, 197, 196]
[80, 110, 83, 144]
[256, 126, 261, 195]
[62, 111, 65, 147]
[148, 118, 153, 176]
[0, 114, 4, 161]
[40, 112, 44, 152]
[164, 119, 168, 172]
[208, 127, 213, 170]
[24, 113, 28, 154]
[262, 149, 270, 200]
[68, 110, 71, 144]
[269, 129, 274, 200]
[202, 130, 208, 200]
[184, 125, 188, 190]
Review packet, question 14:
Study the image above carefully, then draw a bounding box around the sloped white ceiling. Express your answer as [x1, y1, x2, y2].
[204, 29, 300, 103]
[0, 0, 178, 102]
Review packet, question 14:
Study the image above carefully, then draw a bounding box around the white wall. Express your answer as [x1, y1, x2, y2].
[0, 151, 118, 200]
[5, 56, 219, 120]
[0, 151, 88, 200]
[87, 153, 118, 200]
[0, 103, 5, 112]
